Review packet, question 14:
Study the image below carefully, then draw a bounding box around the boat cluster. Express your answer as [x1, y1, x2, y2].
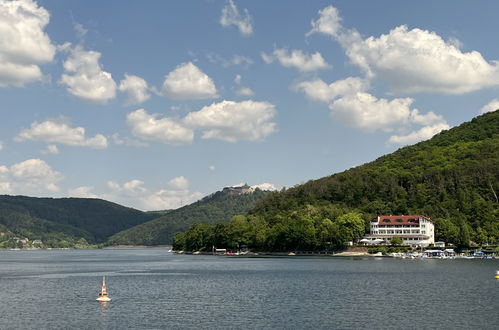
[391, 249, 497, 259]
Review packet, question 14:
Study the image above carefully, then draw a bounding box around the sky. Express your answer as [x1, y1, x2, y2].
[1, 0, 499, 211]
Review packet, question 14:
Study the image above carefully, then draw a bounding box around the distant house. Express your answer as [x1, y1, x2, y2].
[363, 215, 435, 247]
[32, 239, 43, 246]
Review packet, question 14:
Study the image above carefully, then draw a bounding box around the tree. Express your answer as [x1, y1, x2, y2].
[172, 232, 186, 251]
[390, 236, 403, 246]
[336, 212, 365, 244]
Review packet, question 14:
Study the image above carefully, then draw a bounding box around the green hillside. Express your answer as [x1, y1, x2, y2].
[107, 189, 270, 246]
[176, 111, 499, 251]
[0, 196, 155, 247]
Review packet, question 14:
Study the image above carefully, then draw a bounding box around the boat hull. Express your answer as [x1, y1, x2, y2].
[96, 296, 111, 302]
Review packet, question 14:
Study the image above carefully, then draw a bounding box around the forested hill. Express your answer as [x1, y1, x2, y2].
[107, 189, 271, 246]
[0, 196, 155, 247]
[248, 110, 499, 246]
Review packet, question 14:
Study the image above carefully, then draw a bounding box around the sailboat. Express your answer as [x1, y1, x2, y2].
[96, 276, 111, 302]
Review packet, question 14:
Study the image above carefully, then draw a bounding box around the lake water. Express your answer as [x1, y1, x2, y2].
[0, 249, 497, 330]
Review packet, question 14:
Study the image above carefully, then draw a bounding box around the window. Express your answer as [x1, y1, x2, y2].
[383, 219, 390, 223]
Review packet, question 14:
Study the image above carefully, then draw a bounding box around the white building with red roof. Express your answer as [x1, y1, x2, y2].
[363, 215, 435, 247]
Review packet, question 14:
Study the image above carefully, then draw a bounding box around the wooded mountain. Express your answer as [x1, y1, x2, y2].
[175, 111, 499, 251]
[107, 189, 270, 246]
[0, 196, 155, 247]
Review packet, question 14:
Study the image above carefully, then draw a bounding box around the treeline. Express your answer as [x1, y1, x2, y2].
[0, 196, 155, 247]
[173, 210, 365, 252]
[175, 111, 499, 251]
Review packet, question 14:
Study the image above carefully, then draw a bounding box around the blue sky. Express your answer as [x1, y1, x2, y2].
[1, 0, 498, 210]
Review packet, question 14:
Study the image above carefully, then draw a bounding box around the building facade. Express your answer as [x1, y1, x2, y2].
[363, 215, 435, 247]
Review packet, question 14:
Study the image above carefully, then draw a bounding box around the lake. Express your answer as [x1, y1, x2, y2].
[0, 249, 497, 330]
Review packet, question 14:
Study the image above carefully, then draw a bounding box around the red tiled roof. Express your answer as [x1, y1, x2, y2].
[373, 215, 432, 226]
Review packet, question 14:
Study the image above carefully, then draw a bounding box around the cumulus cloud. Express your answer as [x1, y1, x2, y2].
[101, 177, 203, 210]
[68, 186, 99, 199]
[208, 165, 216, 171]
[296, 77, 368, 103]
[251, 183, 277, 191]
[262, 48, 330, 72]
[480, 99, 499, 114]
[0, 0, 56, 87]
[0, 159, 62, 194]
[184, 100, 277, 142]
[161, 62, 218, 99]
[329, 91, 449, 145]
[15, 119, 108, 149]
[168, 176, 189, 190]
[0, 141, 3, 150]
[60, 45, 117, 103]
[127, 109, 194, 145]
[387, 123, 450, 146]
[119, 74, 151, 105]
[220, 0, 253, 36]
[309, 5, 499, 94]
[329, 92, 446, 133]
[330, 93, 416, 132]
[236, 87, 254, 96]
[307, 5, 343, 38]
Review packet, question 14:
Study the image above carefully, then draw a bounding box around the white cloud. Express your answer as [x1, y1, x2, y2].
[127, 109, 194, 145]
[251, 183, 277, 191]
[236, 87, 254, 96]
[184, 100, 277, 142]
[208, 165, 216, 171]
[263, 48, 330, 72]
[141, 189, 204, 211]
[102, 177, 203, 211]
[329, 91, 449, 145]
[480, 99, 499, 114]
[15, 119, 108, 149]
[0, 141, 3, 150]
[220, 0, 253, 36]
[40, 144, 59, 155]
[309, 5, 499, 94]
[60, 45, 117, 103]
[0, 0, 56, 87]
[161, 62, 218, 99]
[296, 77, 368, 103]
[119, 74, 151, 105]
[168, 176, 189, 190]
[0, 159, 62, 194]
[387, 122, 450, 146]
[307, 5, 343, 38]
[330, 92, 416, 132]
[68, 186, 99, 199]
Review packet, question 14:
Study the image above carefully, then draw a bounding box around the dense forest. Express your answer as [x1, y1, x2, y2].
[107, 189, 270, 246]
[0, 196, 155, 248]
[174, 111, 499, 252]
